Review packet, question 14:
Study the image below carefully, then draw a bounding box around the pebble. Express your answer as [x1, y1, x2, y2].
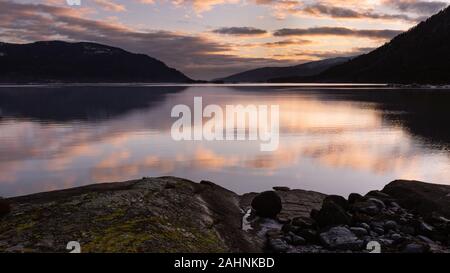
[319, 227, 363, 250]
[350, 227, 368, 237]
[269, 238, 289, 253]
[374, 227, 385, 235]
[384, 220, 398, 230]
[403, 243, 426, 253]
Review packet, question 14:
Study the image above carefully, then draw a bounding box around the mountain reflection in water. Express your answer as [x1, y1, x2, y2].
[0, 85, 448, 197]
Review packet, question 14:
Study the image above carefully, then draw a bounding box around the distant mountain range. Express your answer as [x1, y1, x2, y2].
[279, 6, 450, 84]
[0, 41, 192, 83]
[216, 57, 352, 83]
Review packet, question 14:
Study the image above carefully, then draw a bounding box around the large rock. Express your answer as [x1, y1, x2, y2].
[382, 180, 450, 219]
[319, 227, 364, 250]
[348, 193, 364, 204]
[0, 198, 10, 218]
[0, 177, 264, 253]
[251, 191, 282, 218]
[324, 195, 349, 211]
[351, 200, 380, 216]
[313, 199, 351, 228]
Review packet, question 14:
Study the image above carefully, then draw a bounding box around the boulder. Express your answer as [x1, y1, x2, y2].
[314, 199, 351, 228]
[348, 193, 364, 204]
[319, 227, 364, 250]
[352, 201, 380, 216]
[324, 195, 349, 211]
[382, 180, 450, 219]
[269, 238, 289, 253]
[251, 191, 282, 218]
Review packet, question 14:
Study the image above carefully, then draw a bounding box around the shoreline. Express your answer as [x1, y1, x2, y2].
[1, 177, 449, 253]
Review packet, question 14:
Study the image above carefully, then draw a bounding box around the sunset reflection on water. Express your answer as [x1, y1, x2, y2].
[0, 85, 449, 197]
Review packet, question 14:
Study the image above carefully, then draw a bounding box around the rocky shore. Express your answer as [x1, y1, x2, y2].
[0, 177, 449, 253]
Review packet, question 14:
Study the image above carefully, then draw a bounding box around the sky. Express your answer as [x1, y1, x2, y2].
[0, 0, 449, 80]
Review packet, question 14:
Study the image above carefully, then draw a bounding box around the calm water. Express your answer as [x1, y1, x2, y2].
[0, 85, 449, 197]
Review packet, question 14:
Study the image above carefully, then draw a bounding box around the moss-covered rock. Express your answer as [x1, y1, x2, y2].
[0, 177, 261, 253]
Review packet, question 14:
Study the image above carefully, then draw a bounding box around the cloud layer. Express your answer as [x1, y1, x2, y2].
[1, 0, 448, 79]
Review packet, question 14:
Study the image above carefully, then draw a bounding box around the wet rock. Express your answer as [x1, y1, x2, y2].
[291, 216, 315, 229]
[373, 227, 385, 235]
[402, 243, 427, 253]
[379, 239, 394, 247]
[418, 235, 434, 244]
[418, 221, 434, 236]
[350, 227, 368, 237]
[273, 187, 290, 192]
[391, 233, 403, 242]
[0, 198, 11, 218]
[319, 226, 364, 250]
[251, 191, 282, 218]
[352, 201, 380, 216]
[384, 220, 398, 231]
[348, 193, 364, 204]
[295, 228, 318, 243]
[356, 222, 371, 231]
[314, 199, 351, 228]
[368, 198, 386, 210]
[269, 238, 289, 253]
[290, 234, 306, 246]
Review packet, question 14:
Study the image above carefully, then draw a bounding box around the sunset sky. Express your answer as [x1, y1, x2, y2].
[1, 0, 449, 79]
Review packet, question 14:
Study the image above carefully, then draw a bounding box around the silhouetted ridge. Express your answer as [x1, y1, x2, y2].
[0, 41, 192, 83]
[216, 57, 352, 83]
[303, 6, 450, 84]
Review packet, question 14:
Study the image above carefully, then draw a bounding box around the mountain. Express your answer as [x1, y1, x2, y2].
[299, 6, 450, 84]
[0, 41, 192, 83]
[216, 57, 352, 83]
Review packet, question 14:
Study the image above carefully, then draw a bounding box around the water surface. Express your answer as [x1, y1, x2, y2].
[0, 85, 449, 197]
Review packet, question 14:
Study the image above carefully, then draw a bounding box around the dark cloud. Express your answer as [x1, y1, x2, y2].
[384, 0, 448, 15]
[273, 27, 403, 39]
[212, 27, 267, 35]
[273, 47, 376, 59]
[262, 39, 311, 47]
[301, 3, 417, 21]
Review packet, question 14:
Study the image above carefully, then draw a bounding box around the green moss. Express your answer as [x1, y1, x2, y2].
[96, 208, 126, 222]
[15, 221, 36, 233]
[82, 216, 228, 253]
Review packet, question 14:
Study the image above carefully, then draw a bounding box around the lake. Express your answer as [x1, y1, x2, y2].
[0, 84, 449, 197]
